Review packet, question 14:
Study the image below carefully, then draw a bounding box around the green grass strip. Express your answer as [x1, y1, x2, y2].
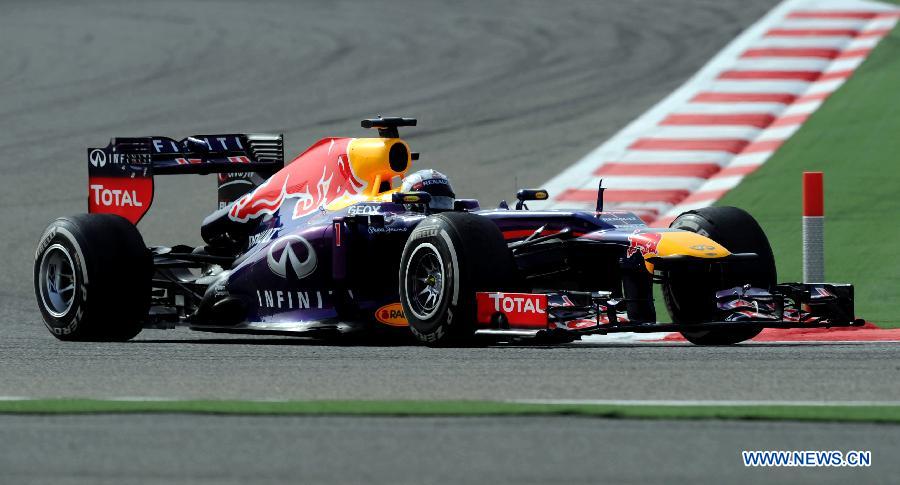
[717, 16, 900, 327]
[1, 399, 899, 423]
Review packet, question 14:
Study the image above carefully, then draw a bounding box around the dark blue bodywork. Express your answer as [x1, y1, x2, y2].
[196, 198, 648, 334]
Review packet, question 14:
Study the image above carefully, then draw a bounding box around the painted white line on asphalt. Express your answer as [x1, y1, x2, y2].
[829, 56, 867, 71]
[756, 124, 802, 139]
[696, 176, 745, 191]
[2, 397, 897, 405]
[729, 152, 772, 166]
[781, 100, 823, 114]
[732, 57, 834, 71]
[809, 77, 849, 91]
[677, 102, 788, 114]
[704, 80, 815, 93]
[0, 396, 295, 402]
[616, 151, 733, 163]
[776, 19, 873, 29]
[639, 126, 763, 139]
[753, 37, 853, 48]
[513, 399, 900, 406]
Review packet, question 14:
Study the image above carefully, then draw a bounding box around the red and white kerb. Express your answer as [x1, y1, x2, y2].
[539, 0, 900, 226]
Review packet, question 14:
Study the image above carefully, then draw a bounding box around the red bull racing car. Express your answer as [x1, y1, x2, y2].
[34, 117, 862, 346]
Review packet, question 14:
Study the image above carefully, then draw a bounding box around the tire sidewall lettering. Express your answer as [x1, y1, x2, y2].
[401, 218, 462, 340]
[35, 224, 90, 336]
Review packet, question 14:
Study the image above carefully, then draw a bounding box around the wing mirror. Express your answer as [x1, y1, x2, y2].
[515, 189, 549, 210]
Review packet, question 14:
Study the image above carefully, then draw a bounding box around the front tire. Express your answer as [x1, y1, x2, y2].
[662, 206, 776, 345]
[34, 214, 152, 341]
[399, 212, 518, 347]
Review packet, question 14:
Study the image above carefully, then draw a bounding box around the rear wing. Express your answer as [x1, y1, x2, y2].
[87, 133, 283, 224]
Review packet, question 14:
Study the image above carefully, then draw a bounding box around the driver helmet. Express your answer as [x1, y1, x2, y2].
[400, 169, 455, 210]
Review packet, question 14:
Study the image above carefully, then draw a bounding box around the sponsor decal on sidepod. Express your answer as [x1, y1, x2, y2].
[266, 235, 317, 279]
[256, 290, 327, 310]
[347, 205, 381, 216]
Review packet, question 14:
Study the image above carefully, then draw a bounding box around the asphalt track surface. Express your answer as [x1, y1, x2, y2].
[5, 0, 898, 482]
[3, 335, 900, 400]
[3, 415, 898, 485]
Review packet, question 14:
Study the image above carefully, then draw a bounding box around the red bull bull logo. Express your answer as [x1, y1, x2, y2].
[626, 231, 663, 258]
[228, 137, 365, 222]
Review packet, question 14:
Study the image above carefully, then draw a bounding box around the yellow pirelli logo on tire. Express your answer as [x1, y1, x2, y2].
[376, 303, 408, 326]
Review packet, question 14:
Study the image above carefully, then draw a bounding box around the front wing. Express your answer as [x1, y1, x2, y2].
[474, 283, 863, 337]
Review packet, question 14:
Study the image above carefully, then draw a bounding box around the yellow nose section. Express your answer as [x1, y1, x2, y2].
[656, 231, 731, 258]
[644, 231, 731, 272]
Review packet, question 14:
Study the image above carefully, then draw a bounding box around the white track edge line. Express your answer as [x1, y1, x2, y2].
[512, 399, 900, 406]
[0, 397, 897, 406]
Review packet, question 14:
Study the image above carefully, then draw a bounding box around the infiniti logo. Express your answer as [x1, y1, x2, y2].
[89, 149, 107, 168]
[266, 235, 317, 279]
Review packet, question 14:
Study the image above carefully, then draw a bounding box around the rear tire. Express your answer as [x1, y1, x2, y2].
[34, 214, 152, 341]
[662, 206, 776, 345]
[400, 212, 518, 347]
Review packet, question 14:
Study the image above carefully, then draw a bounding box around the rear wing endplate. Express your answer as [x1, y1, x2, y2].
[87, 134, 283, 224]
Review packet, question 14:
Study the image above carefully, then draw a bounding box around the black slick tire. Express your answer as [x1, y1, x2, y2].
[662, 206, 776, 345]
[399, 212, 518, 347]
[34, 214, 152, 341]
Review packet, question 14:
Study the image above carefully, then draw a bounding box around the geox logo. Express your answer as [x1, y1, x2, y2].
[266, 235, 317, 279]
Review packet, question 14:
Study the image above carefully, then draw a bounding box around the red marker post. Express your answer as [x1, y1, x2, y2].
[802, 172, 824, 283]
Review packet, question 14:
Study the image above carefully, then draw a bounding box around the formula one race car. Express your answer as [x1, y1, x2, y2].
[34, 117, 863, 346]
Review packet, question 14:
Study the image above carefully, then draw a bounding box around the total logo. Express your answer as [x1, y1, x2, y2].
[375, 302, 408, 326]
[89, 184, 144, 207]
[266, 235, 317, 279]
[476, 292, 548, 327]
[487, 292, 546, 314]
